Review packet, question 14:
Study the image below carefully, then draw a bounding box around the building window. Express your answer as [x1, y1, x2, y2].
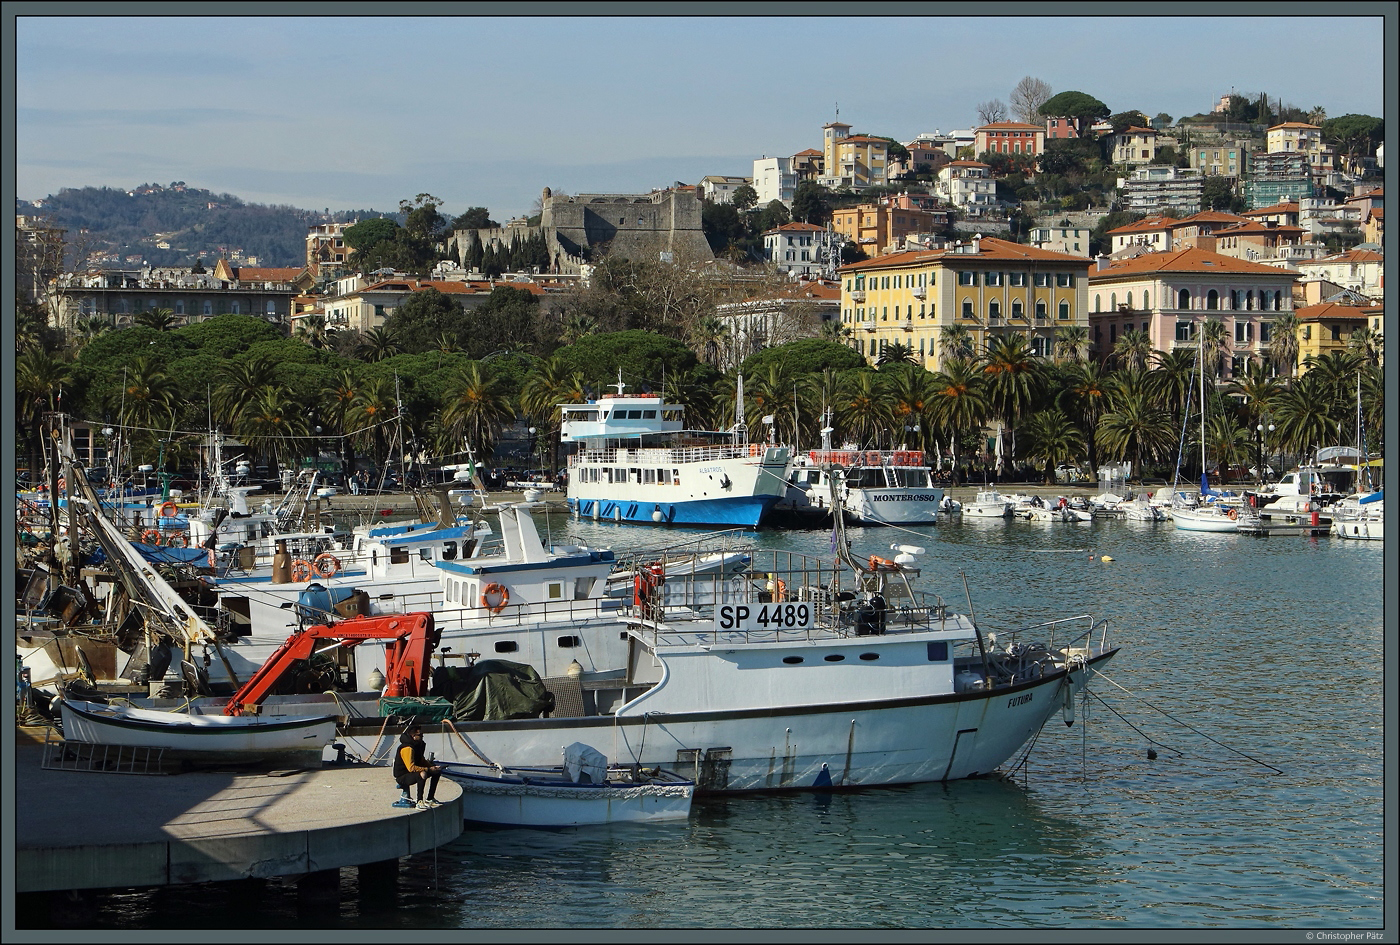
[985, 271, 1003, 286]
[1010, 272, 1026, 287]
[203, 300, 213, 316]
[1206, 290, 1218, 311]
[962, 300, 974, 319]
[1177, 289, 1190, 310]
[958, 271, 976, 286]
[1176, 321, 1193, 342]
[1330, 324, 1341, 342]
[1011, 300, 1023, 320]
[1034, 273, 1051, 287]
[1094, 294, 1101, 313]
[1059, 301, 1070, 320]
[1056, 272, 1072, 288]
[1259, 321, 1271, 343]
[989, 301, 1001, 320]
[174, 300, 184, 314]
[1036, 301, 1047, 319]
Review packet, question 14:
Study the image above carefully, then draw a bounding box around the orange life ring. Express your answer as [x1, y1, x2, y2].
[164, 532, 188, 547]
[868, 555, 899, 571]
[1226, 508, 1238, 520]
[481, 582, 509, 614]
[773, 578, 788, 601]
[140, 528, 162, 545]
[159, 501, 179, 518]
[312, 552, 342, 578]
[291, 558, 313, 582]
[57, 477, 66, 493]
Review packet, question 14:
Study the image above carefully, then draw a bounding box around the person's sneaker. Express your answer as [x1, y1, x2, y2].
[392, 798, 415, 808]
[416, 799, 431, 810]
[424, 798, 441, 808]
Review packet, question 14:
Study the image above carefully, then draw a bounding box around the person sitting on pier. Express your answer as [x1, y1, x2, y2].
[393, 724, 443, 809]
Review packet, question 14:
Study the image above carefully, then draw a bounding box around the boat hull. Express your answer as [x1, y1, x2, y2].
[1171, 509, 1240, 532]
[844, 487, 945, 525]
[345, 651, 1116, 794]
[569, 493, 780, 529]
[442, 764, 695, 826]
[58, 699, 337, 754]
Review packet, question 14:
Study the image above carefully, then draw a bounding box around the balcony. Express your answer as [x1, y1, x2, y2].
[851, 290, 866, 303]
[912, 286, 926, 299]
[901, 319, 914, 332]
[864, 320, 877, 332]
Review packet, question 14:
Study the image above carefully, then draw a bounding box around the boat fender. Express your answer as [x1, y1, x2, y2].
[1062, 682, 1076, 727]
[57, 476, 66, 494]
[291, 558, 313, 582]
[481, 582, 509, 614]
[312, 552, 342, 578]
[159, 500, 179, 518]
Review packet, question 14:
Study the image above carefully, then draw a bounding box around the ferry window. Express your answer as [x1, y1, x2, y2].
[557, 635, 581, 648]
[574, 577, 595, 600]
[859, 653, 880, 661]
[782, 656, 805, 664]
[927, 642, 948, 661]
[642, 410, 656, 419]
[548, 582, 563, 600]
[494, 641, 519, 653]
[390, 547, 409, 564]
[644, 469, 655, 484]
[657, 468, 667, 482]
[824, 654, 845, 662]
[442, 542, 457, 561]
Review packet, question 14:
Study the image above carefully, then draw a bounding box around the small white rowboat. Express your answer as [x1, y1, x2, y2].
[58, 698, 338, 754]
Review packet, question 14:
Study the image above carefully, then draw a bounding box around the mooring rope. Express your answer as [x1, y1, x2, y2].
[1094, 671, 1283, 774]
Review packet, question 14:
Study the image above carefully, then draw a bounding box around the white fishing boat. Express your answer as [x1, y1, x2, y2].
[560, 379, 790, 529]
[786, 449, 944, 526]
[442, 743, 695, 826]
[336, 509, 1119, 794]
[57, 697, 337, 754]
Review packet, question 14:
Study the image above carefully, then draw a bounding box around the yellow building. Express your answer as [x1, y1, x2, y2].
[1294, 302, 1383, 371]
[821, 121, 889, 189]
[838, 236, 1090, 371]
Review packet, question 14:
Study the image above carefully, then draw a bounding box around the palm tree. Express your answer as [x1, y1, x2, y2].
[688, 315, 731, 368]
[74, 316, 113, 350]
[110, 355, 180, 463]
[1111, 328, 1156, 372]
[1151, 347, 1199, 424]
[346, 376, 400, 471]
[1268, 312, 1300, 378]
[320, 366, 362, 474]
[745, 363, 806, 446]
[1021, 408, 1083, 484]
[1096, 389, 1174, 482]
[134, 307, 178, 331]
[1054, 325, 1090, 364]
[293, 314, 329, 349]
[233, 386, 309, 475]
[1202, 412, 1249, 481]
[560, 314, 599, 347]
[820, 319, 853, 344]
[884, 367, 937, 452]
[938, 324, 975, 363]
[1302, 351, 1366, 446]
[929, 357, 988, 484]
[876, 342, 918, 366]
[981, 333, 1042, 467]
[520, 356, 587, 468]
[1272, 378, 1334, 462]
[439, 362, 516, 460]
[16, 349, 73, 476]
[1058, 361, 1113, 477]
[834, 371, 890, 448]
[357, 327, 401, 363]
[1225, 359, 1282, 431]
[212, 356, 282, 428]
[1199, 317, 1231, 380]
[1346, 325, 1383, 366]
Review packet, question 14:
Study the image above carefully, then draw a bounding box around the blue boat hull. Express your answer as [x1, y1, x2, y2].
[568, 494, 780, 529]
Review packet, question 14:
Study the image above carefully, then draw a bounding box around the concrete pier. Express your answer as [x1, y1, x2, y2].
[13, 738, 462, 894]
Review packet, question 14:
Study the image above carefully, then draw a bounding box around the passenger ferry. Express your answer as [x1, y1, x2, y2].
[560, 384, 790, 529]
[783, 449, 945, 526]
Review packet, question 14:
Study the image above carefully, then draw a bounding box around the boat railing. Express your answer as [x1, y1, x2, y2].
[367, 588, 624, 633]
[986, 614, 1110, 659]
[572, 444, 780, 466]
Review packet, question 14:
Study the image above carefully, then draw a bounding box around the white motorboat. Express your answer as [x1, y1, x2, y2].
[58, 697, 337, 755]
[1330, 490, 1384, 541]
[962, 490, 1013, 518]
[442, 743, 694, 826]
[560, 379, 790, 529]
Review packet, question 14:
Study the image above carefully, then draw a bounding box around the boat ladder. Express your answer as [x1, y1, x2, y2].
[41, 730, 169, 775]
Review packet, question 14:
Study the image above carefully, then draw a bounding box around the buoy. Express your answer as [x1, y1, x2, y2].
[1147, 748, 1158, 760]
[1100, 555, 1114, 562]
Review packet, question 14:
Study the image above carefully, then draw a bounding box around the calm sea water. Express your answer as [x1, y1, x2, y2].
[87, 513, 1386, 930]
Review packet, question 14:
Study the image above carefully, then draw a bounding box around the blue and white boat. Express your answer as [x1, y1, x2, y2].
[560, 383, 790, 529]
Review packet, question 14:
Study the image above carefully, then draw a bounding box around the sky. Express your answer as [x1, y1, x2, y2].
[13, 10, 1390, 222]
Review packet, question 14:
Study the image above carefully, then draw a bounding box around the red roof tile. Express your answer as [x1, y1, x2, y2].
[1089, 247, 1300, 279]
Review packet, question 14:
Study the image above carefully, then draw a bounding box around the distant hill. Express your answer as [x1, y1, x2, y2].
[16, 183, 398, 269]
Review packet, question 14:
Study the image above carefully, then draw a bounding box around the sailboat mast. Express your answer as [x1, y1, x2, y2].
[1199, 330, 1207, 488]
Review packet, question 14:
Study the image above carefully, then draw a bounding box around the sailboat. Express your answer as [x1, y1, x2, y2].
[1173, 332, 1239, 533]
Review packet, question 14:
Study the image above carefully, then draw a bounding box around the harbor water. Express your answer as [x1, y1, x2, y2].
[83, 511, 1385, 929]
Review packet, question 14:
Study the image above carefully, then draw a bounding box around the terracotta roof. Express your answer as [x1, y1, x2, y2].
[1268, 122, 1320, 130]
[1170, 211, 1253, 227]
[943, 160, 990, 168]
[976, 122, 1045, 131]
[766, 222, 827, 234]
[1088, 247, 1300, 280]
[838, 135, 891, 146]
[1118, 126, 1157, 135]
[1320, 249, 1384, 263]
[793, 148, 823, 157]
[1295, 302, 1377, 321]
[1105, 215, 1178, 235]
[1243, 202, 1300, 216]
[1214, 222, 1305, 237]
[838, 237, 1090, 273]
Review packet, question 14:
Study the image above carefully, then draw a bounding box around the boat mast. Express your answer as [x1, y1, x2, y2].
[1199, 329, 1207, 493]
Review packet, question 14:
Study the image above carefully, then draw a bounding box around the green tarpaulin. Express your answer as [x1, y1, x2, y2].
[430, 660, 555, 722]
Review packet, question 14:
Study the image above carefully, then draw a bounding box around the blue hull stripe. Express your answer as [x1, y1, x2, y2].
[569, 495, 779, 528]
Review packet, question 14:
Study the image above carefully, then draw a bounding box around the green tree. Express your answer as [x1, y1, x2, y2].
[383, 288, 469, 354]
[790, 180, 831, 226]
[1202, 176, 1242, 212]
[1022, 408, 1082, 483]
[439, 362, 516, 459]
[1321, 114, 1383, 163]
[834, 371, 890, 448]
[134, 307, 178, 331]
[1268, 312, 1300, 378]
[1054, 325, 1090, 364]
[729, 184, 758, 212]
[450, 207, 498, 230]
[1097, 389, 1173, 482]
[232, 385, 308, 475]
[358, 327, 401, 363]
[16, 349, 73, 476]
[1038, 90, 1110, 123]
[928, 357, 988, 485]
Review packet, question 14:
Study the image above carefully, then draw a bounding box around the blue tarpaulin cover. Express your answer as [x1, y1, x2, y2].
[131, 541, 209, 566]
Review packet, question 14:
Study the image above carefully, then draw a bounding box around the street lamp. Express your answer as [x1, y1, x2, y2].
[1255, 421, 1275, 486]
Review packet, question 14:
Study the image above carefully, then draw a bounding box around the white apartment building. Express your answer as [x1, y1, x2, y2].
[936, 161, 996, 215]
[753, 157, 797, 207]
